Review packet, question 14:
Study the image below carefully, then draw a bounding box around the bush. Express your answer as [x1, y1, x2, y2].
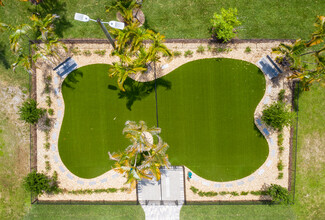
[277, 160, 283, 171]
[245, 46, 251, 53]
[44, 84, 50, 94]
[278, 172, 283, 179]
[266, 184, 291, 204]
[240, 191, 249, 195]
[230, 191, 239, 196]
[83, 50, 92, 56]
[262, 101, 295, 131]
[277, 133, 284, 146]
[45, 161, 51, 171]
[173, 51, 182, 57]
[210, 8, 241, 42]
[23, 171, 59, 196]
[94, 49, 106, 56]
[18, 99, 46, 124]
[184, 50, 193, 57]
[196, 45, 205, 54]
[46, 96, 52, 107]
[279, 146, 284, 154]
[190, 186, 199, 194]
[48, 108, 54, 116]
[44, 142, 50, 150]
[278, 89, 285, 102]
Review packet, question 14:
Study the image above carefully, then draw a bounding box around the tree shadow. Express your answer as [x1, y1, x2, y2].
[30, 0, 72, 38]
[108, 77, 171, 110]
[0, 43, 11, 69]
[61, 69, 83, 90]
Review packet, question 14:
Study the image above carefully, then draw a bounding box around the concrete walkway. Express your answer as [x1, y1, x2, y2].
[138, 166, 185, 220]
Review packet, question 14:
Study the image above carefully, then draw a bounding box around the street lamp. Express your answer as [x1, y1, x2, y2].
[74, 13, 125, 49]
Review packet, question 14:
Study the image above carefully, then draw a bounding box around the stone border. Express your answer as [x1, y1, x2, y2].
[32, 39, 294, 203]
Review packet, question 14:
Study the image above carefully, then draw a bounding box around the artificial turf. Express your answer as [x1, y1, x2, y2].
[59, 58, 269, 181]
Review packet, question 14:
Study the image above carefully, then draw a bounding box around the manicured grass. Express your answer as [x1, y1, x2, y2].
[24, 205, 145, 220]
[292, 83, 325, 219]
[180, 205, 295, 220]
[59, 59, 268, 181]
[157, 58, 268, 181]
[59, 64, 157, 178]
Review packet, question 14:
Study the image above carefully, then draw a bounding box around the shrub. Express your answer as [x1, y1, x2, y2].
[184, 50, 193, 57]
[262, 101, 295, 131]
[220, 191, 227, 195]
[18, 99, 46, 124]
[266, 184, 291, 204]
[210, 8, 241, 42]
[278, 133, 284, 146]
[278, 89, 285, 102]
[278, 172, 283, 179]
[277, 160, 283, 171]
[83, 50, 92, 56]
[245, 46, 251, 53]
[23, 171, 58, 196]
[279, 146, 284, 154]
[250, 191, 267, 196]
[240, 191, 249, 195]
[44, 83, 50, 94]
[94, 49, 106, 56]
[196, 45, 205, 54]
[44, 142, 50, 150]
[173, 51, 182, 57]
[48, 108, 54, 116]
[190, 186, 199, 194]
[71, 47, 81, 55]
[46, 96, 52, 107]
[45, 161, 51, 171]
[45, 117, 51, 127]
[207, 45, 212, 51]
[46, 75, 52, 82]
[230, 191, 239, 196]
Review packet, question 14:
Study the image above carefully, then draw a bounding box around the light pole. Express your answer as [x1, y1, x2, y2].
[74, 13, 125, 49]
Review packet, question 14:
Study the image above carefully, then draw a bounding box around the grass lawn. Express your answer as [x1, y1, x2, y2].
[24, 205, 145, 220]
[59, 59, 268, 181]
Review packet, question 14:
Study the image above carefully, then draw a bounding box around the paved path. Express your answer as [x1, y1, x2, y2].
[138, 166, 185, 220]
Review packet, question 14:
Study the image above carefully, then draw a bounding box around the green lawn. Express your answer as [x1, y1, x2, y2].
[59, 59, 268, 181]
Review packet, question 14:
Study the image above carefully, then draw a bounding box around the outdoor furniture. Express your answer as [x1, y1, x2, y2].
[256, 118, 263, 126]
[257, 56, 282, 79]
[53, 57, 78, 78]
[263, 128, 270, 136]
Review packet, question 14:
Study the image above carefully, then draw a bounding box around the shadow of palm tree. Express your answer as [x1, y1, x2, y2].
[108, 77, 172, 110]
[0, 42, 11, 69]
[61, 69, 83, 90]
[30, 0, 72, 38]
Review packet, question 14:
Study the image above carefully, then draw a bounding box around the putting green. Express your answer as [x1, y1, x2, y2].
[59, 58, 268, 181]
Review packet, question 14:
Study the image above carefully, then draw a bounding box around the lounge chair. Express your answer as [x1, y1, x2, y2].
[53, 57, 78, 78]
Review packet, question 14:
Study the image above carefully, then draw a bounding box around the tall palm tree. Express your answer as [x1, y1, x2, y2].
[306, 15, 325, 47]
[146, 32, 172, 63]
[108, 121, 170, 191]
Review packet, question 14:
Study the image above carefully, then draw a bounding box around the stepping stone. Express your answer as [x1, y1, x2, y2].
[57, 110, 62, 118]
[161, 64, 169, 69]
[269, 137, 274, 145]
[59, 165, 65, 172]
[66, 173, 74, 180]
[51, 144, 56, 151]
[100, 178, 107, 183]
[57, 99, 62, 106]
[202, 181, 210, 186]
[51, 133, 57, 141]
[258, 169, 265, 175]
[54, 122, 59, 128]
[266, 160, 272, 167]
[89, 181, 96, 186]
[112, 173, 119, 179]
[214, 183, 222, 188]
[225, 183, 233, 187]
[191, 175, 198, 181]
[271, 149, 276, 157]
[263, 96, 270, 105]
[77, 180, 84, 185]
[267, 85, 272, 94]
[237, 181, 244, 186]
[54, 77, 59, 84]
[248, 176, 255, 182]
[53, 155, 59, 163]
[54, 88, 59, 95]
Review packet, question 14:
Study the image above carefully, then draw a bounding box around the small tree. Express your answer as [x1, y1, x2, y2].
[262, 101, 295, 131]
[23, 171, 59, 196]
[18, 98, 45, 124]
[210, 8, 241, 42]
[266, 184, 291, 204]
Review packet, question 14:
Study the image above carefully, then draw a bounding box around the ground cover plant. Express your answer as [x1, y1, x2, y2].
[59, 58, 268, 182]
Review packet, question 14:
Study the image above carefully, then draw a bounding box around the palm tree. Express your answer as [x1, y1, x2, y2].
[146, 32, 172, 63]
[106, 0, 141, 25]
[108, 121, 170, 191]
[306, 16, 325, 47]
